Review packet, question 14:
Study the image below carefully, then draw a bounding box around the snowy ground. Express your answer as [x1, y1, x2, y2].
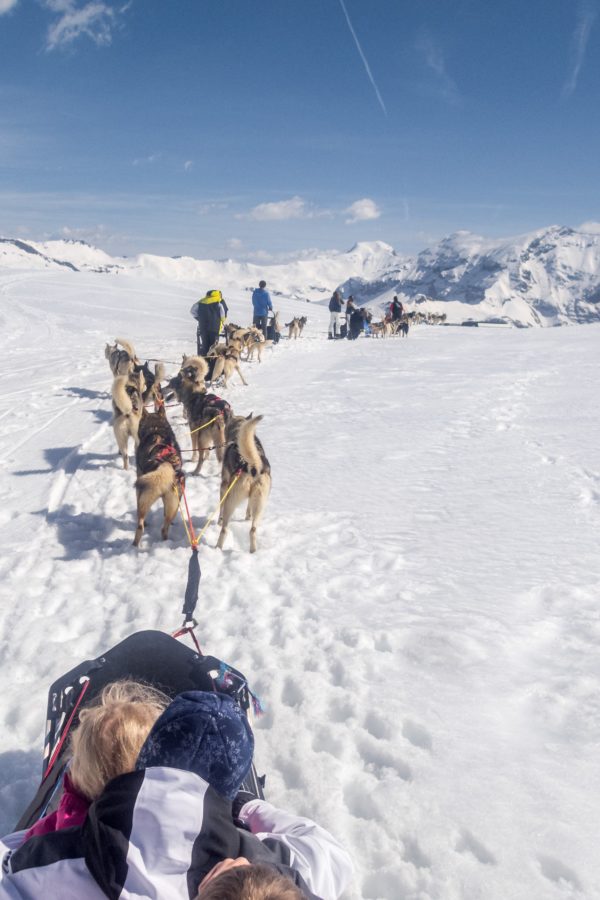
[0, 267, 599, 900]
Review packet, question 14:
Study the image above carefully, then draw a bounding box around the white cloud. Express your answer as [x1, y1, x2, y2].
[43, 1, 127, 51]
[132, 153, 160, 166]
[562, 0, 597, 98]
[245, 196, 308, 221]
[0, 0, 19, 14]
[344, 198, 381, 224]
[227, 237, 243, 250]
[578, 220, 600, 233]
[196, 201, 229, 215]
[415, 29, 461, 105]
[242, 196, 332, 221]
[183, 160, 193, 172]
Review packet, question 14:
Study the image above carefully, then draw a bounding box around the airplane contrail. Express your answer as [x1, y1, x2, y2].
[562, 0, 597, 98]
[338, 0, 387, 117]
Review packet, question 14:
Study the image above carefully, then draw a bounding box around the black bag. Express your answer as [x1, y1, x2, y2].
[339, 322, 348, 339]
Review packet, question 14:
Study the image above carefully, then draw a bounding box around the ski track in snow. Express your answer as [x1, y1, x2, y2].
[0, 271, 599, 899]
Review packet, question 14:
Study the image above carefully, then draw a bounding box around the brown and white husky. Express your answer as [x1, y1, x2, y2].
[111, 370, 146, 469]
[133, 406, 183, 547]
[216, 414, 271, 553]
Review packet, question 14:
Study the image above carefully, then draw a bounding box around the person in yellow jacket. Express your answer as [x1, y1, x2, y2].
[190, 290, 229, 356]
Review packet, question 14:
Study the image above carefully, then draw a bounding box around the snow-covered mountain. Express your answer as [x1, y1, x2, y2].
[3, 224, 600, 326]
[0, 236, 403, 305]
[339, 225, 600, 327]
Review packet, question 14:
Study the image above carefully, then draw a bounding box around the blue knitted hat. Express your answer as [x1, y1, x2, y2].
[136, 691, 254, 801]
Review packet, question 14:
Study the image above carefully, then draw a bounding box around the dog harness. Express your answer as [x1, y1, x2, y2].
[203, 394, 231, 418]
[143, 434, 185, 485]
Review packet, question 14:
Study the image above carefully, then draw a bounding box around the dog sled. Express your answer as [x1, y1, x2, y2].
[15, 629, 264, 832]
[266, 315, 281, 344]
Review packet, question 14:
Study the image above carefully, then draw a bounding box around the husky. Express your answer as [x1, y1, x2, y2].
[133, 406, 183, 547]
[216, 414, 271, 554]
[209, 344, 248, 388]
[285, 316, 307, 339]
[285, 317, 299, 340]
[246, 332, 273, 363]
[133, 360, 166, 409]
[171, 377, 232, 475]
[224, 322, 242, 342]
[111, 370, 146, 469]
[180, 355, 209, 386]
[207, 337, 243, 358]
[105, 338, 138, 376]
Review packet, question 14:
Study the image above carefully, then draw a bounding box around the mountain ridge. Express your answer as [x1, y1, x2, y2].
[2, 224, 600, 326]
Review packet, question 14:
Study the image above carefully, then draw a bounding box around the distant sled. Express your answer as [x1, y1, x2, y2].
[15, 630, 264, 832]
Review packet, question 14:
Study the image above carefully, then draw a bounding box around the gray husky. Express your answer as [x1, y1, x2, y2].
[105, 338, 138, 376]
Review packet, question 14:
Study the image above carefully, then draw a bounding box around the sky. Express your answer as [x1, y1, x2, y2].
[1, 0, 599, 261]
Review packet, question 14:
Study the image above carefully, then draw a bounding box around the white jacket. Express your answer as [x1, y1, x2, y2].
[0, 767, 352, 900]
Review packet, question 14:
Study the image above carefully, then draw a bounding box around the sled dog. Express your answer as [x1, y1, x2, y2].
[285, 316, 307, 339]
[209, 344, 248, 388]
[217, 414, 271, 554]
[173, 379, 232, 475]
[133, 406, 183, 547]
[133, 360, 166, 409]
[105, 338, 138, 376]
[111, 370, 146, 469]
[180, 355, 209, 386]
[285, 317, 300, 340]
[246, 332, 273, 363]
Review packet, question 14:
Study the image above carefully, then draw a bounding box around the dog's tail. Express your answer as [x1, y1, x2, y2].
[182, 355, 209, 382]
[112, 375, 134, 415]
[237, 415, 264, 475]
[115, 337, 137, 360]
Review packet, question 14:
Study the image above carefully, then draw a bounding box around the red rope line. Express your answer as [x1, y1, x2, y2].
[179, 482, 198, 547]
[172, 626, 202, 654]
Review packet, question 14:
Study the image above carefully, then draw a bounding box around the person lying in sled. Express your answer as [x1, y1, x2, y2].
[1, 691, 352, 900]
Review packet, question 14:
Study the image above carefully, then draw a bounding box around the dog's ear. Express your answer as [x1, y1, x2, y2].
[245, 412, 253, 419]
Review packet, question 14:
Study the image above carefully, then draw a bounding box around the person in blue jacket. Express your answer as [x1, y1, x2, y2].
[251, 280, 273, 337]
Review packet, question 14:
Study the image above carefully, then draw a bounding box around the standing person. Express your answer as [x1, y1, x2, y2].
[191, 290, 228, 356]
[345, 296, 356, 338]
[251, 280, 273, 338]
[389, 295, 404, 321]
[328, 290, 343, 340]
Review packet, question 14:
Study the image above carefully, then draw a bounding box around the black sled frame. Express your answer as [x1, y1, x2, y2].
[16, 630, 264, 831]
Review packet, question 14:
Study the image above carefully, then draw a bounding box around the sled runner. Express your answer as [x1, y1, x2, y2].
[15, 629, 264, 831]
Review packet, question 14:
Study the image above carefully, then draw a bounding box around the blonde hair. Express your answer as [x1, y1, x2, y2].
[198, 865, 304, 900]
[69, 680, 169, 801]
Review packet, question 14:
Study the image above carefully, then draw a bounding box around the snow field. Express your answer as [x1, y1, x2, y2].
[0, 269, 599, 899]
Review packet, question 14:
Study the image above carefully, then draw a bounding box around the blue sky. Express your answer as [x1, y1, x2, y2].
[1, 0, 599, 260]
